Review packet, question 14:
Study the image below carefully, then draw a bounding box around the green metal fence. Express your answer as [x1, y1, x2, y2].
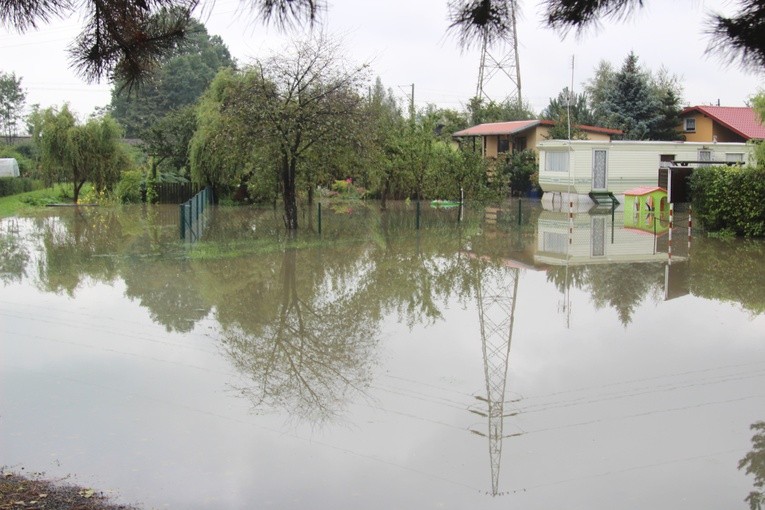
[179, 187, 213, 242]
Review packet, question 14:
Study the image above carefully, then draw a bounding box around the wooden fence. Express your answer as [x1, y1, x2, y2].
[155, 182, 201, 204]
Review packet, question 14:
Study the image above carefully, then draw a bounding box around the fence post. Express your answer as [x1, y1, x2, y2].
[416, 200, 421, 230]
[518, 198, 522, 225]
[668, 203, 674, 265]
[318, 202, 322, 234]
[179, 202, 185, 239]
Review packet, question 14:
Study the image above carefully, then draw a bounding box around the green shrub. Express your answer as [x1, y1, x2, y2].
[690, 165, 765, 237]
[0, 177, 44, 197]
[20, 193, 57, 207]
[115, 170, 145, 203]
[499, 149, 538, 197]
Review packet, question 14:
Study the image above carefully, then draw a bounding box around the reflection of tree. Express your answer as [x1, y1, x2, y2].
[586, 263, 664, 325]
[220, 247, 378, 423]
[0, 228, 28, 285]
[121, 259, 211, 333]
[546, 265, 588, 294]
[35, 210, 124, 295]
[546, 263, 665, 325]
[739, 421, 765, 510]
[690, 238, 765, 316]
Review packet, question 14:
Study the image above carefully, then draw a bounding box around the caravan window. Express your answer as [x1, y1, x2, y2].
[545, 151, 569, 172]
[698, 150, 713, 166]
[660, 154, 675, 168]
[725, 153, 744, 163]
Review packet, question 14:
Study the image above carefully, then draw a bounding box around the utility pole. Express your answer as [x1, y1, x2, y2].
[410, 83, 415, 124]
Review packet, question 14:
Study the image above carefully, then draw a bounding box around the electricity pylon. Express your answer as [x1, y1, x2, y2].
[475, 0, 522, 106]
[472, 261, 520, 496]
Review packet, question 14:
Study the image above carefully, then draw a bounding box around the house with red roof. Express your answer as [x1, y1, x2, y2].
[678, 106, 765, 143]
[452, 119, 622, 159]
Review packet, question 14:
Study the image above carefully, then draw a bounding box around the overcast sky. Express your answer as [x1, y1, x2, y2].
[2, 0, 763, 123]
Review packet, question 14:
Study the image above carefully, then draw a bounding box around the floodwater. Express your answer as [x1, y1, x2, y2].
[1, 201, 764, 509]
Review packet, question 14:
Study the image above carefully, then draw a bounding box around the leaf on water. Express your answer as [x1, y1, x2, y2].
[79, 489, 95, 498]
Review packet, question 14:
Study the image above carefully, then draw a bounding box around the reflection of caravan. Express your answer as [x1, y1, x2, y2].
[0, 158, 20, 177]
[534, 210, 680, 266]
[538, 140, 753, 208]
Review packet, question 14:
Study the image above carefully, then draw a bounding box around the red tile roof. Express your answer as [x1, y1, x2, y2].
[681, 106, 765, 140]
[452, 119, 622, 137]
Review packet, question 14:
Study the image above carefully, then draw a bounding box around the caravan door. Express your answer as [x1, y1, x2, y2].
[591, 149, 608, 190]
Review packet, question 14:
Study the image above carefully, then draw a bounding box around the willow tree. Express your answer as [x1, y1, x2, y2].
[189, 69, 252, 201]
[36, 105, 129, 202]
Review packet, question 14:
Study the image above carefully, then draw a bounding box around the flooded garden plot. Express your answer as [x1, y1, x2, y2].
[1, 201, 764, 509]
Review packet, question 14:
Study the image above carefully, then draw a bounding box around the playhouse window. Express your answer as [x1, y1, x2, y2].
[684, 118, 696, 132]
[545, 151, 569, 172]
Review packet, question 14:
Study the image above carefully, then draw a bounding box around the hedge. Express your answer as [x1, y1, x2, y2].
[689, 165, 765, 237]
[0, 177, 44, 198]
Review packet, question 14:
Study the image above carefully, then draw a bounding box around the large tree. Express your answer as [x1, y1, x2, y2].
[244, 37, 366, 229]
[190, 37, 367, 229]
[109, 15, 234, 139]
[0, 71, 26, 143]
[540, 86, 595, 139]
[358, 78, 408, 209]
[140, 104, 197, 174]
[466, 96, 535, 125]
[189, 69, 253, 201]
[36, 105, 130, 202]
[599, 52, 661, 140]
[584, 53, 683, 140]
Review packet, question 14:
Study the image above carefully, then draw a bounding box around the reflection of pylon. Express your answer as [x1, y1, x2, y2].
[474, 263, 519, 496]
[475, 0, 522, 106]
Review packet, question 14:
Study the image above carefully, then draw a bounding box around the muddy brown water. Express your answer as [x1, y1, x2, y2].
[1, 201, 763, 509]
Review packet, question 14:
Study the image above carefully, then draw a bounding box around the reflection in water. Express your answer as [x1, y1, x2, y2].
[1, 203, 764, 507]
[0, 220, 28, 284]
[220, 246, 379, 423]
[739, 421, 765, 510]
[470, 260, 520, 496]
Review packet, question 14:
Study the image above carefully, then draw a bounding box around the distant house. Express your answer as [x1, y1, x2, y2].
[678, 106, 765, 143]
[452, 120, 622, 159]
